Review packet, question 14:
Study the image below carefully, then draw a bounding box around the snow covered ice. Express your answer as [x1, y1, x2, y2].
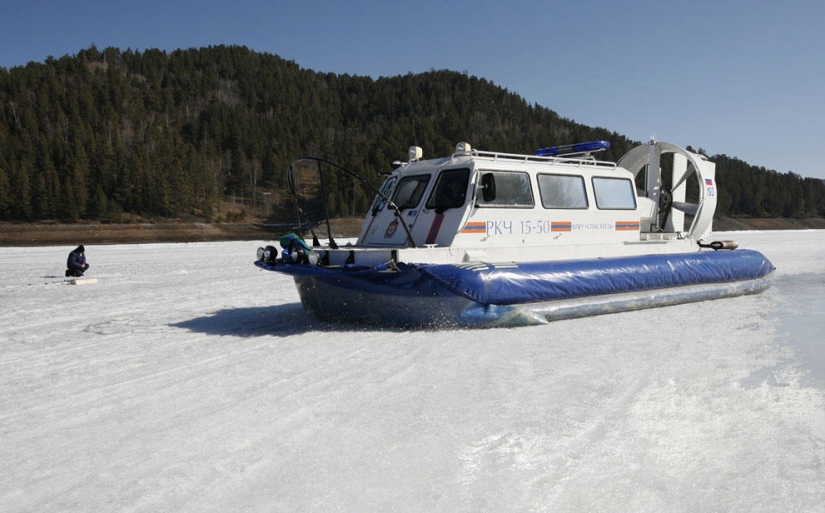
[1, 230, 823, 512]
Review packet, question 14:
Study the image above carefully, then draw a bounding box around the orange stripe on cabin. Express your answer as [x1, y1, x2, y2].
[615, 221, 640, 231]
[462, 222, 487, 234]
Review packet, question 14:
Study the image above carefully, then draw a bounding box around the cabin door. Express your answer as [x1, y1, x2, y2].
[408, 168, 471, 247]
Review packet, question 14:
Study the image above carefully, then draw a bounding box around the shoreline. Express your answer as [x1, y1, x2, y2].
[0, 222, 281, 247]
[2, 217, 824, 247]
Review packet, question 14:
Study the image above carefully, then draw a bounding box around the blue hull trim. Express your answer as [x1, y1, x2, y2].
[255, 250, 775, 328]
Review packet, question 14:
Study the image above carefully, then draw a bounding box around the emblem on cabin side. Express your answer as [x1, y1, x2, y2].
[384, 219, 399, 239]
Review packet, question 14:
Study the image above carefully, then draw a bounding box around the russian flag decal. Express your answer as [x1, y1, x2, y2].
[705, 178, 713, 186]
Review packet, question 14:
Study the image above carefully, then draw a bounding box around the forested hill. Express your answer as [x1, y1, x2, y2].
[1, 44, 823, 223]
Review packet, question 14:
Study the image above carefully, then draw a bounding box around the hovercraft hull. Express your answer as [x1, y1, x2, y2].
[255, 249, 775, 328]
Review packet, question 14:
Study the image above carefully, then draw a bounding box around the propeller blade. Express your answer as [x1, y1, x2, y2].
[672, 201, 699, 215]
[670, 163, 695, 192]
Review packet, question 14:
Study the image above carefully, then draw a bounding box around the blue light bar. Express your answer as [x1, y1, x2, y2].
[534, 140, 610, 157]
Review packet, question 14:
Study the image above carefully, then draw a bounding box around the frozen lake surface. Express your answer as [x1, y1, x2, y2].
[1, 230, 823, 512]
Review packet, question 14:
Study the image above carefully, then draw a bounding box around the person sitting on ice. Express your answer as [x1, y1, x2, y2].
[65, 245, 90, 277]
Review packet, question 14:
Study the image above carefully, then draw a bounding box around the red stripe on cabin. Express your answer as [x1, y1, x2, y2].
[426, 214, 445, 244]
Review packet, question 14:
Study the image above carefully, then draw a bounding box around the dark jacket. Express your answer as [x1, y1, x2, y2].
[67, 246, 86, 270]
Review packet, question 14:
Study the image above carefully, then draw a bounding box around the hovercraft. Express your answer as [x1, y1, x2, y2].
[255, 140, 774, 328]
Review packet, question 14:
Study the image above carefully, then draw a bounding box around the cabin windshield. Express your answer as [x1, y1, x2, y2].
[392, 175, 430, 210]
[426, 169, 469, 212]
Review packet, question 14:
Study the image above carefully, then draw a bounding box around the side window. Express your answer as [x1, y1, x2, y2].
[392, 175, 430, 210]
[426, 168, 469, 212]
[476, 171, 534, 207]
[538, 174, 588, 209]
[592, 177, 637, 209]
[370, 176, 397, 214]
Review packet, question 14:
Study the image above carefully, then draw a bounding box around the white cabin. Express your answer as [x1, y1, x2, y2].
[319, 141, 717, 267]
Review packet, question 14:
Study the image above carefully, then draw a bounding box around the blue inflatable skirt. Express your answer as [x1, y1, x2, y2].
[255, 249, 775, 328]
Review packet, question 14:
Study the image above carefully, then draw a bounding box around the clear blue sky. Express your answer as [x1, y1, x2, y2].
[2, 0, 823, 179]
